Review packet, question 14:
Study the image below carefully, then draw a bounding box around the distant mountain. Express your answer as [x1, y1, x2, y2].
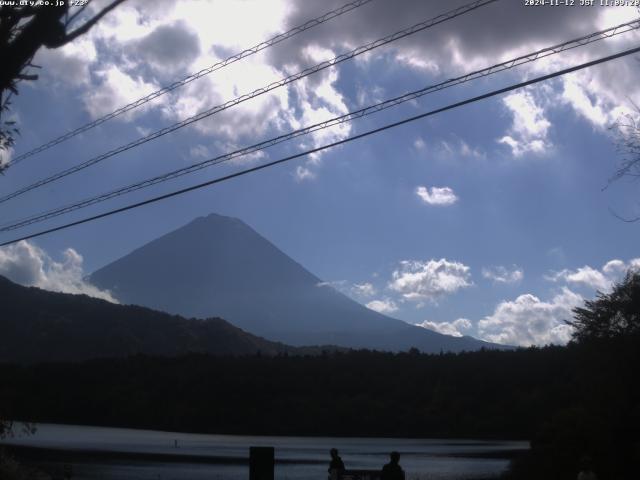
[0, 275, 304, 363]
[89, 213, 506, 353]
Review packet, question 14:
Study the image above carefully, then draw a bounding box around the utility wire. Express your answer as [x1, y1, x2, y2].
[7, 0, 375, 167]
[2, 18, 638, 232]
[1, 44, 638, 248]
[0, 0, 499, 205]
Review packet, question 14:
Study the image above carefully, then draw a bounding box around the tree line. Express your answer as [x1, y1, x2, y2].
[1, 273, 639, 480]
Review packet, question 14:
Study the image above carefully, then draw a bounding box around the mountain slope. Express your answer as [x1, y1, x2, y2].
[0, 275, 300, 363]
[90, 213, 505, 352]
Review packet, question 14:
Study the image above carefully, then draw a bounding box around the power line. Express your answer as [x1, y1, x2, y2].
[0, 0, 499, 205]
[2, 44, 638, 248]
[6, 0, 376, 167]
[2, 18, 638, 233]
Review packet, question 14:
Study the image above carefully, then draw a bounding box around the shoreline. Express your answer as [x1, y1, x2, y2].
[4, 443, 523, 465]
[3, 444, 324, 465]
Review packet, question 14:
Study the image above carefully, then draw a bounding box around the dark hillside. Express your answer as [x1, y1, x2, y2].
[0, 275, 300, 362]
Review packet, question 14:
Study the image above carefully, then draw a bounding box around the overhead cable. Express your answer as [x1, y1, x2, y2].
[0, 0, 499, 204]
[1, 44, 638, 247]
[2, 18, 638, 232]
[7, 0, 376, 166]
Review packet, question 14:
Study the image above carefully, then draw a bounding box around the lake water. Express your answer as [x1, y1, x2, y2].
[1, 424, 528, 480]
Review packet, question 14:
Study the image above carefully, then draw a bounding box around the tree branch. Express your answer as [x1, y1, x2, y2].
[59, 0, 127, 45]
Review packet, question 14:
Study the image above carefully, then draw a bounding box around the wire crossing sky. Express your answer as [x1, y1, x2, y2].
[1, 0, 639, 347]
[0, 0, 499, 205]
[2, 18, 638, 234]
[6, 0, 376, 166]
[2, 43, 638, 247]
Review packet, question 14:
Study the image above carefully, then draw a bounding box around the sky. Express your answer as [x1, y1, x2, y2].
[1, 0, 639, 347]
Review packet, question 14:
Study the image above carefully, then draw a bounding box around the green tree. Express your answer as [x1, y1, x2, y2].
[568, 270, 640, 342]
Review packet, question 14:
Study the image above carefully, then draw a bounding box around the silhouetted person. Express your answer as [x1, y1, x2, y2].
[381, 451, 405, 480]
[328, 448, 345, 479]
[577, 455, 597, 480]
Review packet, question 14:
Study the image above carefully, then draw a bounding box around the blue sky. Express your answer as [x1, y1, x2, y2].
[1, 0, 639, 346]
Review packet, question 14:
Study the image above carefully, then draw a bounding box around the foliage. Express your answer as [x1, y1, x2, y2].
[503, 335, 640, 480]
[568, 270, 640, 343]
[1, 276, 639, 478]
[0, 449, 42, 480]
[0, 343, 627, 438]
[0, 1, 127, 171]
[0, 275, 310, 363]
[0, 92, 18, 174]
[2, 338, 638, 478]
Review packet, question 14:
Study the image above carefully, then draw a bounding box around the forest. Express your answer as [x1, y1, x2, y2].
[2, 273, 639, 480]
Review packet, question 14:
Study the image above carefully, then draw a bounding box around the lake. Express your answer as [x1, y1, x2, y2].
[1, 424, 528, 480]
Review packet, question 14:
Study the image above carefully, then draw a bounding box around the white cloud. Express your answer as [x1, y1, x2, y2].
[189, 144, 211, 160]
[476, 256, 640, 347]
[85, 65, 160, 120]
[38, 36, 98, 86]
[415, 186, 458, 206]
[279, 0, 640, 141]
[352, 282, 376, 298]
[602, 259, 627, 277]
[417, 318, 472, 337]
[31, 0, 640, 170]
[478, 288, 582, 347]
[498, 90, 551, 157]
[561, 75, 610, 128]
[212, 140, 267, 165]
[425, 139, 485, 161]
[0, 241, 117, 302]
[164, 54, 293, 142]
[482, 265, 524, 284]
[395, 51, 440, 73]
[547, 257, 640, 292]
[32, 0, 297, 147]
[459, 140, 486, 160]
[355, 82, 385, 107]
[558, 63, 640, 132]
[295, 165, 316, 182]
[288, 67, 351, 178]
[548, 265, 610, 291]
[389, 258, 472, 302]
[366, 298, 398, 314]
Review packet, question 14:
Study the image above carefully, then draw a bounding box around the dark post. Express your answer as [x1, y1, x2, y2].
[249, 446, 274, 480]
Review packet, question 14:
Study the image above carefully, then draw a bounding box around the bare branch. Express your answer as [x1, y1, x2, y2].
[60, 0, 127, 45]
[65, 3, 90, 28]
[608, 206, 640, 223]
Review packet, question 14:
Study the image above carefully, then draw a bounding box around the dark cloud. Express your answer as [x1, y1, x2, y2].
[135, 20, 201, 72]
[274, 0, 605, 71]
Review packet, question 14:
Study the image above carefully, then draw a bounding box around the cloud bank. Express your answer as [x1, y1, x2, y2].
[366, 298, 399, 314]
[547, 258, 640, 292]
[389, 258, 472, 302]
[0, 241, 117, 302]
[478, 288, 581, 347]
[417, 318, 472, 337]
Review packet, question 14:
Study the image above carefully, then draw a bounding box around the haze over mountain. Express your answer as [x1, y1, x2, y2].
[0, 275, 300, 363]
[90, 214, 504, 352]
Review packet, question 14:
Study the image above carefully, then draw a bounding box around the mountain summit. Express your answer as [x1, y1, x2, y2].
[90, 213, 502, 352]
